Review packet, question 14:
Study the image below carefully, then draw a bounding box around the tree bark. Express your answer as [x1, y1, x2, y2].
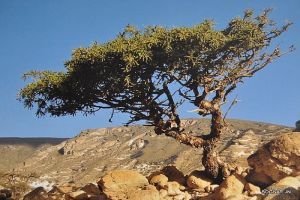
[165, 131, 205, 148]
[202, 109, 225, 182]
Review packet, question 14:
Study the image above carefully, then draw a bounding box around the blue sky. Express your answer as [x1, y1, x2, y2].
[0, 0, 299, 137]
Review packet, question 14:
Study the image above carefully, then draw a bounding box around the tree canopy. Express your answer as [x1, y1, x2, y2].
[20, 9, 291, 125]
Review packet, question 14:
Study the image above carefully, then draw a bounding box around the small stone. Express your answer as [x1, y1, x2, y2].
[149, 174, 168, 188]
[241, 172, 248, 177]
[187, 170, 213, 190]
[179, 185, 185, 191]
[244, 183, 261, 196]
[204, 184, 219, 193]
[163, 181, 182, 196]
[235, 166, 244, 175]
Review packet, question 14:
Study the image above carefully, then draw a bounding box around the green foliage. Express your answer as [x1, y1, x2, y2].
[19, 9, 292, 129]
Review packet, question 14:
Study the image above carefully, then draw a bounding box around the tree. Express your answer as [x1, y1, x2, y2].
[19, 9, 293, 182]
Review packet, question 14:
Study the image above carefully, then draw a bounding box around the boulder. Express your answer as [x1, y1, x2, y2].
[98, 170, 160, 200]
[263, 176, 300, 200]
[187, 170, 213, 190]
[247, 132, 300, 185]
[98, 170, 149, 192]
[214, 173, 246, 200]
[149, 174, 168, 188]
[23, 187, 49, 200]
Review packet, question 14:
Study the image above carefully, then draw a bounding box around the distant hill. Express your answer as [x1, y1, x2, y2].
[0, 137, 68, 172]
[0, 137, 68, 147]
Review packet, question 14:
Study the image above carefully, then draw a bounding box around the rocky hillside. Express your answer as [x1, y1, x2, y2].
[1, 119, 292, 189]
[3, 131, 299, 200]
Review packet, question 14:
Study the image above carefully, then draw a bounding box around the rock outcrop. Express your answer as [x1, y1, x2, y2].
[247, 132, 300, 186]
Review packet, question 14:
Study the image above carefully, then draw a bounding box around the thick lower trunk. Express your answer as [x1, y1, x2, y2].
[202, 142, 222, 180]
[154, 109, 229, 181]
[202, 110, 225, 182]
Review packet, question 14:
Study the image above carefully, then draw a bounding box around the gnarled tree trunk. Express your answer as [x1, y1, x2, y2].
[202, 109, 226, 182]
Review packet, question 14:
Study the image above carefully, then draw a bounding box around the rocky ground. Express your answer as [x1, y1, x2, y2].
[0, 119, 298, 200]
